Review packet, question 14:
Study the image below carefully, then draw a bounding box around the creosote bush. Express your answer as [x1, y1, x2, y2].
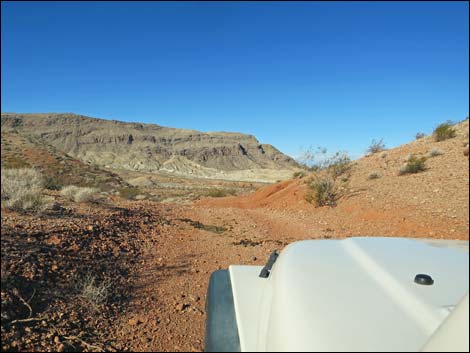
[1, 168, 48, 212]
[415, 132, 426, 140]
[305, 176, 337, 207]
[366, 139, 386, 155]
[433, 122, 456, 142]
[399, 156, 427, 175]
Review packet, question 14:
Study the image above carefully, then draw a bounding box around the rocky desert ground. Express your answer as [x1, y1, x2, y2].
[1, 116, 468, 352]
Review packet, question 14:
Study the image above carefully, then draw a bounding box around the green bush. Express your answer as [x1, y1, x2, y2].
[399, 156, 427, 175]
[293, 171, 306, 179]
[305, 177, 337, 207]
[433, 122, 456, 142]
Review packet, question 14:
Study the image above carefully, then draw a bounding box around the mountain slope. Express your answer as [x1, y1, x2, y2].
[1, 113, 300, 179]
[1, 128, 126, 191]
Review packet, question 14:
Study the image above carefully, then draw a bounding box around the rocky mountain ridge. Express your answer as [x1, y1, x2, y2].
[1, 113, 300, 180]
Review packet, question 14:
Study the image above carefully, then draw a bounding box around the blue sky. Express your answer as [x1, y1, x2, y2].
[2, 1, 468, 159]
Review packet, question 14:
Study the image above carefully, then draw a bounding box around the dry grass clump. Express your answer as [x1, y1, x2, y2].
[433, 122, 456, 142]
[61, 185, 99, 202]
[1, 168, 48, 212]
[426, 148, 443, 158]
[75, 273, 112, 312]
[368, 171, 382, 180]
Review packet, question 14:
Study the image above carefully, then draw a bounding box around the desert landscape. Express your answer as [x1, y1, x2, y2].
[1, 113, 468, 352]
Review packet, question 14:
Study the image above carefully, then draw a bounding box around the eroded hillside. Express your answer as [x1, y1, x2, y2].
[1, 113, 300, 182]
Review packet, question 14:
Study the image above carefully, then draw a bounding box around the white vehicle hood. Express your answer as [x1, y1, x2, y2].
[229, 237, 469, 352]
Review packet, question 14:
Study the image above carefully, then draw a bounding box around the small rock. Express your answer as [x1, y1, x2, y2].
[176, 303, 190, 312]
[128, 318, 142, 326]
[57, 344, 65, 352]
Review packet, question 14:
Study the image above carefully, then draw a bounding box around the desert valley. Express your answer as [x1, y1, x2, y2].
[1, 113, 469, 352]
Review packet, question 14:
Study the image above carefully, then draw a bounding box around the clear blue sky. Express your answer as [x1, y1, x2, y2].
[2, 1, 469, 159]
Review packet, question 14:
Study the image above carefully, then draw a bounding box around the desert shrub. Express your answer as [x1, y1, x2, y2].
[433, 122, 456, 142]
[366, 139, 386, 155]
[75, 273, 111, 312]
[327, 152, 352, 178]
[305, 176, 337, 207]
[426, 148, 443, 158]
[61, 185, 99, 202]
[297, 147, 352, 178]
[380, 151, 388, 158]
[399, 156, 427, 175]
[75, 187, 99, 202]
[1, 168, 48, 212]
[293, 171, 306, 179]
[205, 188, 237, 198]
[118, 186, 140, 200]
[368, 172, 382, 180]
[415, 132, 426, 140]
[44, 175, 62, 190]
